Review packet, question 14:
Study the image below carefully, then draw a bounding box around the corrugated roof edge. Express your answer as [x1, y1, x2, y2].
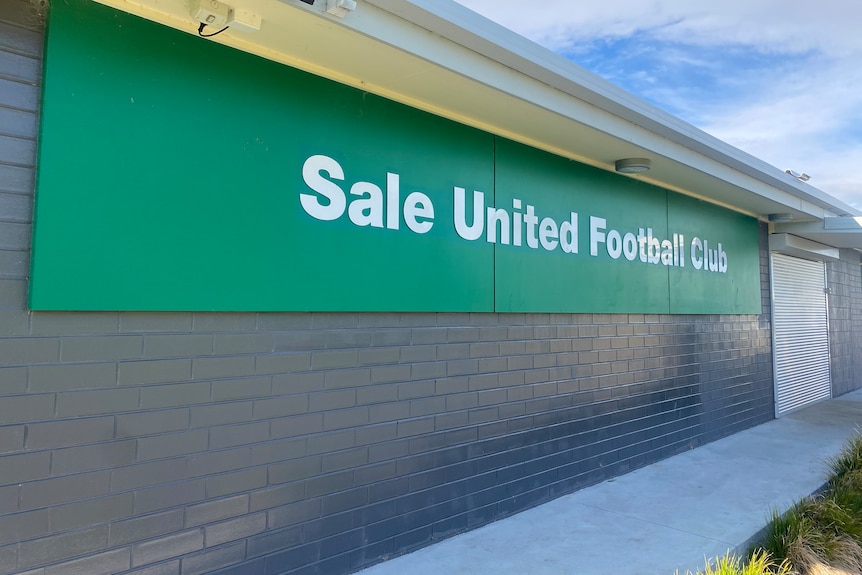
[364, 0, 859, 218]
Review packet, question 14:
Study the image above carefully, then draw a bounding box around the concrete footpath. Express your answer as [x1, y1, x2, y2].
[356, 389, 862, 575]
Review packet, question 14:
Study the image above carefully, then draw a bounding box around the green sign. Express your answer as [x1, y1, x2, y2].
[30, 0, 762, 314]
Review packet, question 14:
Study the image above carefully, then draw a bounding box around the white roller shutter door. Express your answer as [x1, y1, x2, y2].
[771, 253, 831, 416]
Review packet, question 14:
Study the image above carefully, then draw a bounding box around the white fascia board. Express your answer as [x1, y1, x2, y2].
[362, 0, 858, 218]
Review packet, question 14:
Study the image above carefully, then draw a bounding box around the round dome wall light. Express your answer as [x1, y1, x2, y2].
[615, 158, 651, 174]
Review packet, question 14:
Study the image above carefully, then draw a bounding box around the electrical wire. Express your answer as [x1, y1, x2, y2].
[198, 22, 229, 37]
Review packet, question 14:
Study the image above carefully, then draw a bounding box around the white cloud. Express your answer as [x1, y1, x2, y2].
[455, 0, 862, 208]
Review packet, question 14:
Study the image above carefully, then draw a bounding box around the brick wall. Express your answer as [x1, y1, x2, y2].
[0, 5, 778, 575]
[827, 249, 862, 397]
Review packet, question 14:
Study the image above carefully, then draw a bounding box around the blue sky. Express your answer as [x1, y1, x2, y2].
[455, 0, 862, 209]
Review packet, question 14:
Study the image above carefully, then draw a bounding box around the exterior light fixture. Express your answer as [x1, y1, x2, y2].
[768, 213, 794, 223]
[615, 158, 651, 174]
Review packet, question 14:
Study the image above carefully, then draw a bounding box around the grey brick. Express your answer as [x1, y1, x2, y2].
[0, 338, 57, 367]
[272, 372, 324, 395]
[17, 525, 108, 570]
[409, 397, 446, 417]
[19, 471, 110, 510]
[185, 494, 248, 527]
[249, 483, 305, 512]
[119, 359, 192, 385]
[206, 467, 267, 498]
[211, 376, 271, 401]
[49, 493, 134, 531]
[312, 314, 360, 329]
[190, 402, 253, 428]
[0, 221, 29, 251]
[204, 512, 266, 546]
[322, 447, 368, 473]
[357, 313, 402, 328]
[52, 440, 137, 474]
[187, 447, 250, 477]
[145, 334, 213, 358]
[246, 525, 303, 558]
[356, 383, 398, 406]
[140, 382, 210, 409]
[270, 413, 323, 439]
[324, 330, 372, 349]
[209, 421, 269, 449]
[396, 417, 435, 438]
[2, 103, 33, 140]
[255, 353, 310, 376]
[137, 430, 208, 461]
[109, 509, 184, 546]
[29, 362, 117, 392]
[266, 499, 320, 529]
[355, 423, 397, 446]
[181, 541, 245, 575]
[111, 458, 186, 492]
[312, 350, 358, 370]
[119, 312, 193, 333]
[0, 250, 28, 280]
[0, 311, 28, 337]
[0, 278, 25, 309]
[213, 333, 272, 355]
[411, 328, 446, 345]
[124, 560, 180, 575]
[256, 313, 313, 331]
[131, 529, 204, 567]
[192, 313, 257, 333]
[29, 312, 118, 336]
[252, 396, 308, 420]
[306, 430, 355, 455]
[133, 480, 206, 515]
[116, 409, 189, 439]
[305, 470, 353, 497]
[0, 508, 48, 545]
[397, 380, 435, 400]
[0, 451, 49, 485]
[0, 484, 18, 514]
[324, 368, 371, 390]
[0, 545, 16, 575]
[250, 438, 305, 466]
[56, 388, 139, 417]
[410, 362, 446, 381]
[44, 548, 131, 575]
[323, 407, 369, 431]
[371, 329, 411, 347]
[268, 457, 322, 484]
[369, 402, 410, 424]
[27, 416, 114, 449]
[192, 356, 255, 380]
[308, 389, 355, 412]
[358, 347, 400, 366]
[0, 161, 34, 193]
[0, 425, 23, 453]
[272, 330, 326, 351]
[60, 336, 143, 362]
[0, 190, 32, 222]
[447, 359, 479, 376]
[370, 365, 411, 384]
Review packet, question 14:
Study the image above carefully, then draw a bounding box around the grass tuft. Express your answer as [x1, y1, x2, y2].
[683, 433, 862, 575]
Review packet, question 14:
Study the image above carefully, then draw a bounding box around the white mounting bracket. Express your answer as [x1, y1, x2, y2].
[326, 0, 356, 18]
[191, 0, 231, 28]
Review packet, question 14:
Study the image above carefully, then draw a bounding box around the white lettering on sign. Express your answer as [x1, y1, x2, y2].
[298, 154, 729, 273]
[300, 155, 434, 234]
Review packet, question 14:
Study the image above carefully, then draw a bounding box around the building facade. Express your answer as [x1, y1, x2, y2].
[1, 1, 860, 575]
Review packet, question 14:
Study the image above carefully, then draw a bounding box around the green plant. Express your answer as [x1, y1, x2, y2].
[682, 550, 791, 575]
[827, 433, 862, 485]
